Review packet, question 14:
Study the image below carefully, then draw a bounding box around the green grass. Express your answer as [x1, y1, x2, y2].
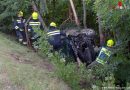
[0, 33, 71, 90]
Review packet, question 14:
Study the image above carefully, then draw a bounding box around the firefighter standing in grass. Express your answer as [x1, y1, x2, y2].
[13, 11, 27, 45]
[28, 11, 43, 49]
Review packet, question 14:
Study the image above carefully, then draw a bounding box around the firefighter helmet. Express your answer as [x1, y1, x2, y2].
[18, 11, 23, 17]
[32, 12, 38, 20]
[107, 39, 114, 47]
[50, 22, 57, 27]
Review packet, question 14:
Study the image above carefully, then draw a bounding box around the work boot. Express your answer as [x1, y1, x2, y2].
[18, 38, 23, 44]
[23, 41, 27, 45]
[19, 38, 23, 42]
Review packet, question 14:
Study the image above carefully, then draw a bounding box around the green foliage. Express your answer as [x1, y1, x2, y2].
[0, 0, 98, 32]
[38, 32, 94, 90]
[38, 31, 117, 90]
[33, 0, 130, 88]
[0, 0, 30, 32]
[0, 0, 30, 20]
[1, 0, 130, 89]
[94, 0, 130, 35]
[94, 0, 130, 55]
[38, 31, 51, 58]
[93, 0, 130, 87]
[44, 0, 69, 26]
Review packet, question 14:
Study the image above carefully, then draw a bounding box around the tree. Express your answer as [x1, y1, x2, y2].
[82, 0, 87, 28]
[69, 0, 80, 27]
[97, 13, 105, 46]
[0, 0, 30, 32]
[94, 0, 130, 88]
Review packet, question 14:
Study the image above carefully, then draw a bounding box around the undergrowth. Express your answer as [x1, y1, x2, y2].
[38, 31, 129, 90]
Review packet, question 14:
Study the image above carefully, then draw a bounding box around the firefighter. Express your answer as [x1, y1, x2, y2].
[96, 39, 114, 65]
[28, 11, 43, 49]
[47, 22, 66, 51]
[13, 11, 27, 45]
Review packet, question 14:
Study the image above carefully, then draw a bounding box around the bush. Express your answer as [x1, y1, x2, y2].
[38, 31, 95, 90]
[38, 30, 127, 90]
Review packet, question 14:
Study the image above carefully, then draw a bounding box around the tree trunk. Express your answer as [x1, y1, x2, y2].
[52, 0, 56, 20]
[69, 0, 80, 27]
[69, 5, 73, 21]
[40, 0, 48, 15]
[44, 0, 48, 13]
[82, 0, 87, 28]
[97, 13, 105, 46]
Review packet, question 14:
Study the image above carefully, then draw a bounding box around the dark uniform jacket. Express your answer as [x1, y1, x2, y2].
[47, 27, 66, 50]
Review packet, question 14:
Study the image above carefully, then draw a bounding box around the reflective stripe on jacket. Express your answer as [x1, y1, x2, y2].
[96, 47, 112, 65]
[28, 20, 42, 32]
[13, 18, 25, 30]
[47, 30, 60, 36]
[29, 22, 41, 26]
